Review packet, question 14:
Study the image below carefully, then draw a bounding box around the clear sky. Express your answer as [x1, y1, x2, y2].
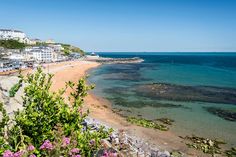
[0, 0, 236, 52]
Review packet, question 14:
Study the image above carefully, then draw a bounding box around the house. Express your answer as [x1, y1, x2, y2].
[48, 44, 64, 53]
[45, 39, 55, 44]
[30, 38, 42, 45]
[0, 29, 31, 44]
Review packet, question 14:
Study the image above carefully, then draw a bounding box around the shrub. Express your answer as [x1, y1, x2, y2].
[0, 40, 26, 49]
[9, 79, 22, 97]
[0, 68, 113, 156]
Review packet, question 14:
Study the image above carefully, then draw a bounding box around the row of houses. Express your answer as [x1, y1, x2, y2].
[0, 29, 34, 44]
[0, 29, 84, 71]
[2, 44, 65, 63]
[0, 45, 67, 71]
[0, 29, 56, 45]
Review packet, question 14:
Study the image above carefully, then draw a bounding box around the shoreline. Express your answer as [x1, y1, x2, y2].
[0, 60, 210, 156]
[50, 60, 208, 157]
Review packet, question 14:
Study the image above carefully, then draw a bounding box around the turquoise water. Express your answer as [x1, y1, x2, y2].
[88, 52, 236, 147]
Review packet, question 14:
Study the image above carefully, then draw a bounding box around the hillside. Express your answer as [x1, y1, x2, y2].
[35, 42, 85, 56]
[0, 39, 85, 56]
[60, 43, 85, 56]
[0, 40, 26, 49]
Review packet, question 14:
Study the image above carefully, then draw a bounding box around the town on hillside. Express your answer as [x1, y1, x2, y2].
[0, 29, 90, 73]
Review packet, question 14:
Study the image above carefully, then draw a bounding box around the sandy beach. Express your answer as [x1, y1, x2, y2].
[0, 60, 209, 157]
[46, 60, 209, 157]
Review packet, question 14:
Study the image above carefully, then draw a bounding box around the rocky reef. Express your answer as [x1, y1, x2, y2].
[204, 106, 236, 121]
[107, 96, 185, 109]
[93, 57, 144, 64]
[134, 83, 236, 105]
[179, 135, 226, 156]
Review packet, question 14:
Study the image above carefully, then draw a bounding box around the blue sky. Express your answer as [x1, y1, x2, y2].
[0, 0, 236, 52]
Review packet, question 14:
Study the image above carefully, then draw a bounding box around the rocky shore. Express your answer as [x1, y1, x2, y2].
[86, 57, 144, 64]
[0, 60, 212, 157]
[0, 74, 24, 117]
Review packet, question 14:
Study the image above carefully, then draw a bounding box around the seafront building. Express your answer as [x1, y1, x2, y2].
[23, 45, 65, 62]
[0, 45, 64, 72]
[0, 29, 69, 71]
[24, 46, 55, 62]
[1, 45, 65, 63]
[48, 44, 64, 53]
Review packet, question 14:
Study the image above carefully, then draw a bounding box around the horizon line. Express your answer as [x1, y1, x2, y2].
[92, 51, 236, 53]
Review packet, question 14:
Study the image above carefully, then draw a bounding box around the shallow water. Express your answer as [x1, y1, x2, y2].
[88, 52, 236, 147]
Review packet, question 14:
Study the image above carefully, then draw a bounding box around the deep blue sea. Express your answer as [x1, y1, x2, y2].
[88, 52, 236, 147]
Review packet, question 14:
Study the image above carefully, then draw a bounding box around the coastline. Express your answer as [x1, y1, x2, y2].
[0, 60, 211, 156]
[47, 60, 209, 157]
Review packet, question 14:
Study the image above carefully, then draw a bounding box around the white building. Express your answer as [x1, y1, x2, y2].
[7, 54, 24, 60]
[24, 46, 63, 62]
[0, 29, 31, 44]
[26, 46, 54, 63]
[86, 52, 99, 60]
[48, 44, 64, 53]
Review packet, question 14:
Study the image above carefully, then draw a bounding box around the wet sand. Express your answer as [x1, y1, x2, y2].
[48, 60, 209, 157]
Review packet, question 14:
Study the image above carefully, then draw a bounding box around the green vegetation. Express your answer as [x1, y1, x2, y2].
[0, 68, 113, 156]
[170, 151, 183, 157]
[0, 102, 10, 155]
[0, 40, 26, 49]
[34, 42, 85, 56]
[126, 117, 169, 131]
[180, 135, 227, 157]
[9, 78, 22, 97]
[225, 147, 236, 157]
[34, 42, 48, 47]
[155, 118, 174, 125]
[61, 44, 71, 55]
[61, 43, 85, 56]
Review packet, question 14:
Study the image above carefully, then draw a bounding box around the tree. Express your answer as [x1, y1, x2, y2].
[0, 40, 26, 49]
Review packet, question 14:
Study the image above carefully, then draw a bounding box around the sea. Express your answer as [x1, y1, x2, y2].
[88, 52, 236, 147]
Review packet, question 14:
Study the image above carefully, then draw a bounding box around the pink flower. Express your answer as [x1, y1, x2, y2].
[13, 151, 24, 157]
[27, 144, 35, 151]
[109, 153, 118, 157]
[3, 150, 14, 157]
[72, 155, 81, 157]
[29, 154, 36, 157]
[40, 140, 53, 150]
[70, 148, 80, 155]
[62, 137, 70, 147]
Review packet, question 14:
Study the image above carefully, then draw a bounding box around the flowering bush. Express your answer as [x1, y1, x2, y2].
[0, 68, 113, 156]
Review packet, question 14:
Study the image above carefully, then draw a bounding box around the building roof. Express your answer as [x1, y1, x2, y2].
[0, 29, 23, 33]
